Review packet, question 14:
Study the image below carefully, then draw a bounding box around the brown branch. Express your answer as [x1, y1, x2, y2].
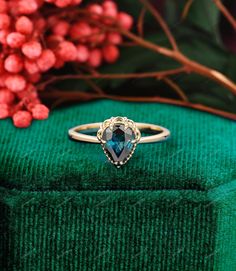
[137, 7, 146, 37]
[181, 0, 194, 20]
[120, 41, 137, 47]
[139, 0, 179, 51]
[37, 67, 186, 90]
[162, 77, 189, 102]
[82, 11, 236, 95]
[84, 79, 105, 95]
[44, 5, 236, 95]
[118, 28, 236, 95]
[213, 0, 236, 30]
[39, 2, 236, 118]
[73, 65, 105, 95]
[40, 90, 236, 120]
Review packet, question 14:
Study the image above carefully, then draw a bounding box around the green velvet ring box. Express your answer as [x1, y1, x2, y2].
[0, 100, 236, 271]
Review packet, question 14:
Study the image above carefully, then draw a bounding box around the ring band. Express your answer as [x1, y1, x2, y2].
[69, 122, 170, 144]
[69, 116, 170, 167]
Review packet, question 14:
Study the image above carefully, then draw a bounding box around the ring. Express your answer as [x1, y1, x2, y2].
[69, 116, 170, 168]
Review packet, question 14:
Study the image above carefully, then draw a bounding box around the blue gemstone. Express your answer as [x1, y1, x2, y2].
[102, 124, 135, 164]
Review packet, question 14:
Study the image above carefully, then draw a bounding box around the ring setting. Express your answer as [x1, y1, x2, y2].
[97, 117, 141, 167]
[69, 116, 170, 168]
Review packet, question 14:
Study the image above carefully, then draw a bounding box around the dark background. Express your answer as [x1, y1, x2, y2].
[46, 0, 236, 115]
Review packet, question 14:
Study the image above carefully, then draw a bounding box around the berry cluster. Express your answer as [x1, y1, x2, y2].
[0, 0, 133, 127]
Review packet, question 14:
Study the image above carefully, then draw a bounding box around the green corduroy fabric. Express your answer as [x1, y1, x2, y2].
[0, 100, 235, 191]
[0, 100, 236, 271]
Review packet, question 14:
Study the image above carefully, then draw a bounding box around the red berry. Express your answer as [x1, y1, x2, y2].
[24, 59, 39, 74]
[37, 49, 56, 72]
[0, 1, 8, 13]
[54, 58, 64, 69]
[0, 90, 15, 104]
[0, 0, 132, 127]
[71, 0, 82, 4]
[34, 18, 46, 32]
[55, 0, 72, 8]
[46, 35, 64, 49]
[27, 72, 41, 83]
[52, 20, 70, 36]
[76, 45, 89, 62]
[0, 73, 8, 88]
[13, 110, 32, 128]
[0, 58, 4, 73]
[88, 49, 102, 67]
[102, 1, 117, 23]
[106, 32, 122, 44]
[15, 16, 33, 35]
[22, 41, 42, 59]
[31, 104, 49, 120]
[0, 103, 9, 119]
[47, 15, 58, 27]
[6, 32, 26, 48]
[89, 27, 106, 44]
[0, 29, 9, 44]
[103, 0, 117, 10]
[0, 14, 11, 30]
[117, 12, 133, 30]
[70, 22, 92, 41]
[4, 54, 23, 73]
[16, 84, 37, 99]
[102, 45, 119, 63]
[5, 75, 26, 92]
[56, 41, 77, 61]
[88, 4, 103, 19]
[17, 0, 39, 15]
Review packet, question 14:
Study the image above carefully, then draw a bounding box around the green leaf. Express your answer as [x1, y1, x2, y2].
[166, 0, 221, 42]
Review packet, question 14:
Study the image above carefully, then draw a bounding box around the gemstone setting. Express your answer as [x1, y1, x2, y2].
[97, 117, 141, 167]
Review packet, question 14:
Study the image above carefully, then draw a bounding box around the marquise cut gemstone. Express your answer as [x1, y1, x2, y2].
[102, 124, 135, 163]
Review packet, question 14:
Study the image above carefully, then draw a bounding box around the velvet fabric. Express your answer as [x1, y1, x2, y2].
[0, 100, 235, 270]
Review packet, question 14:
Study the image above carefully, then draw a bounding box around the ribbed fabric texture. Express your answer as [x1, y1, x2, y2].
[1, 184, 236, 271]
[0, 100, 235, 191]
[0, 101, 236, 271]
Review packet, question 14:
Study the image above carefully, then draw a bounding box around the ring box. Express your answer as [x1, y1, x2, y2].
[1, 100, 235, 270]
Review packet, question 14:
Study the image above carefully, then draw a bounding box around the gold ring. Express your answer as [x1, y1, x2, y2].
[68, 116, 170, 168]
